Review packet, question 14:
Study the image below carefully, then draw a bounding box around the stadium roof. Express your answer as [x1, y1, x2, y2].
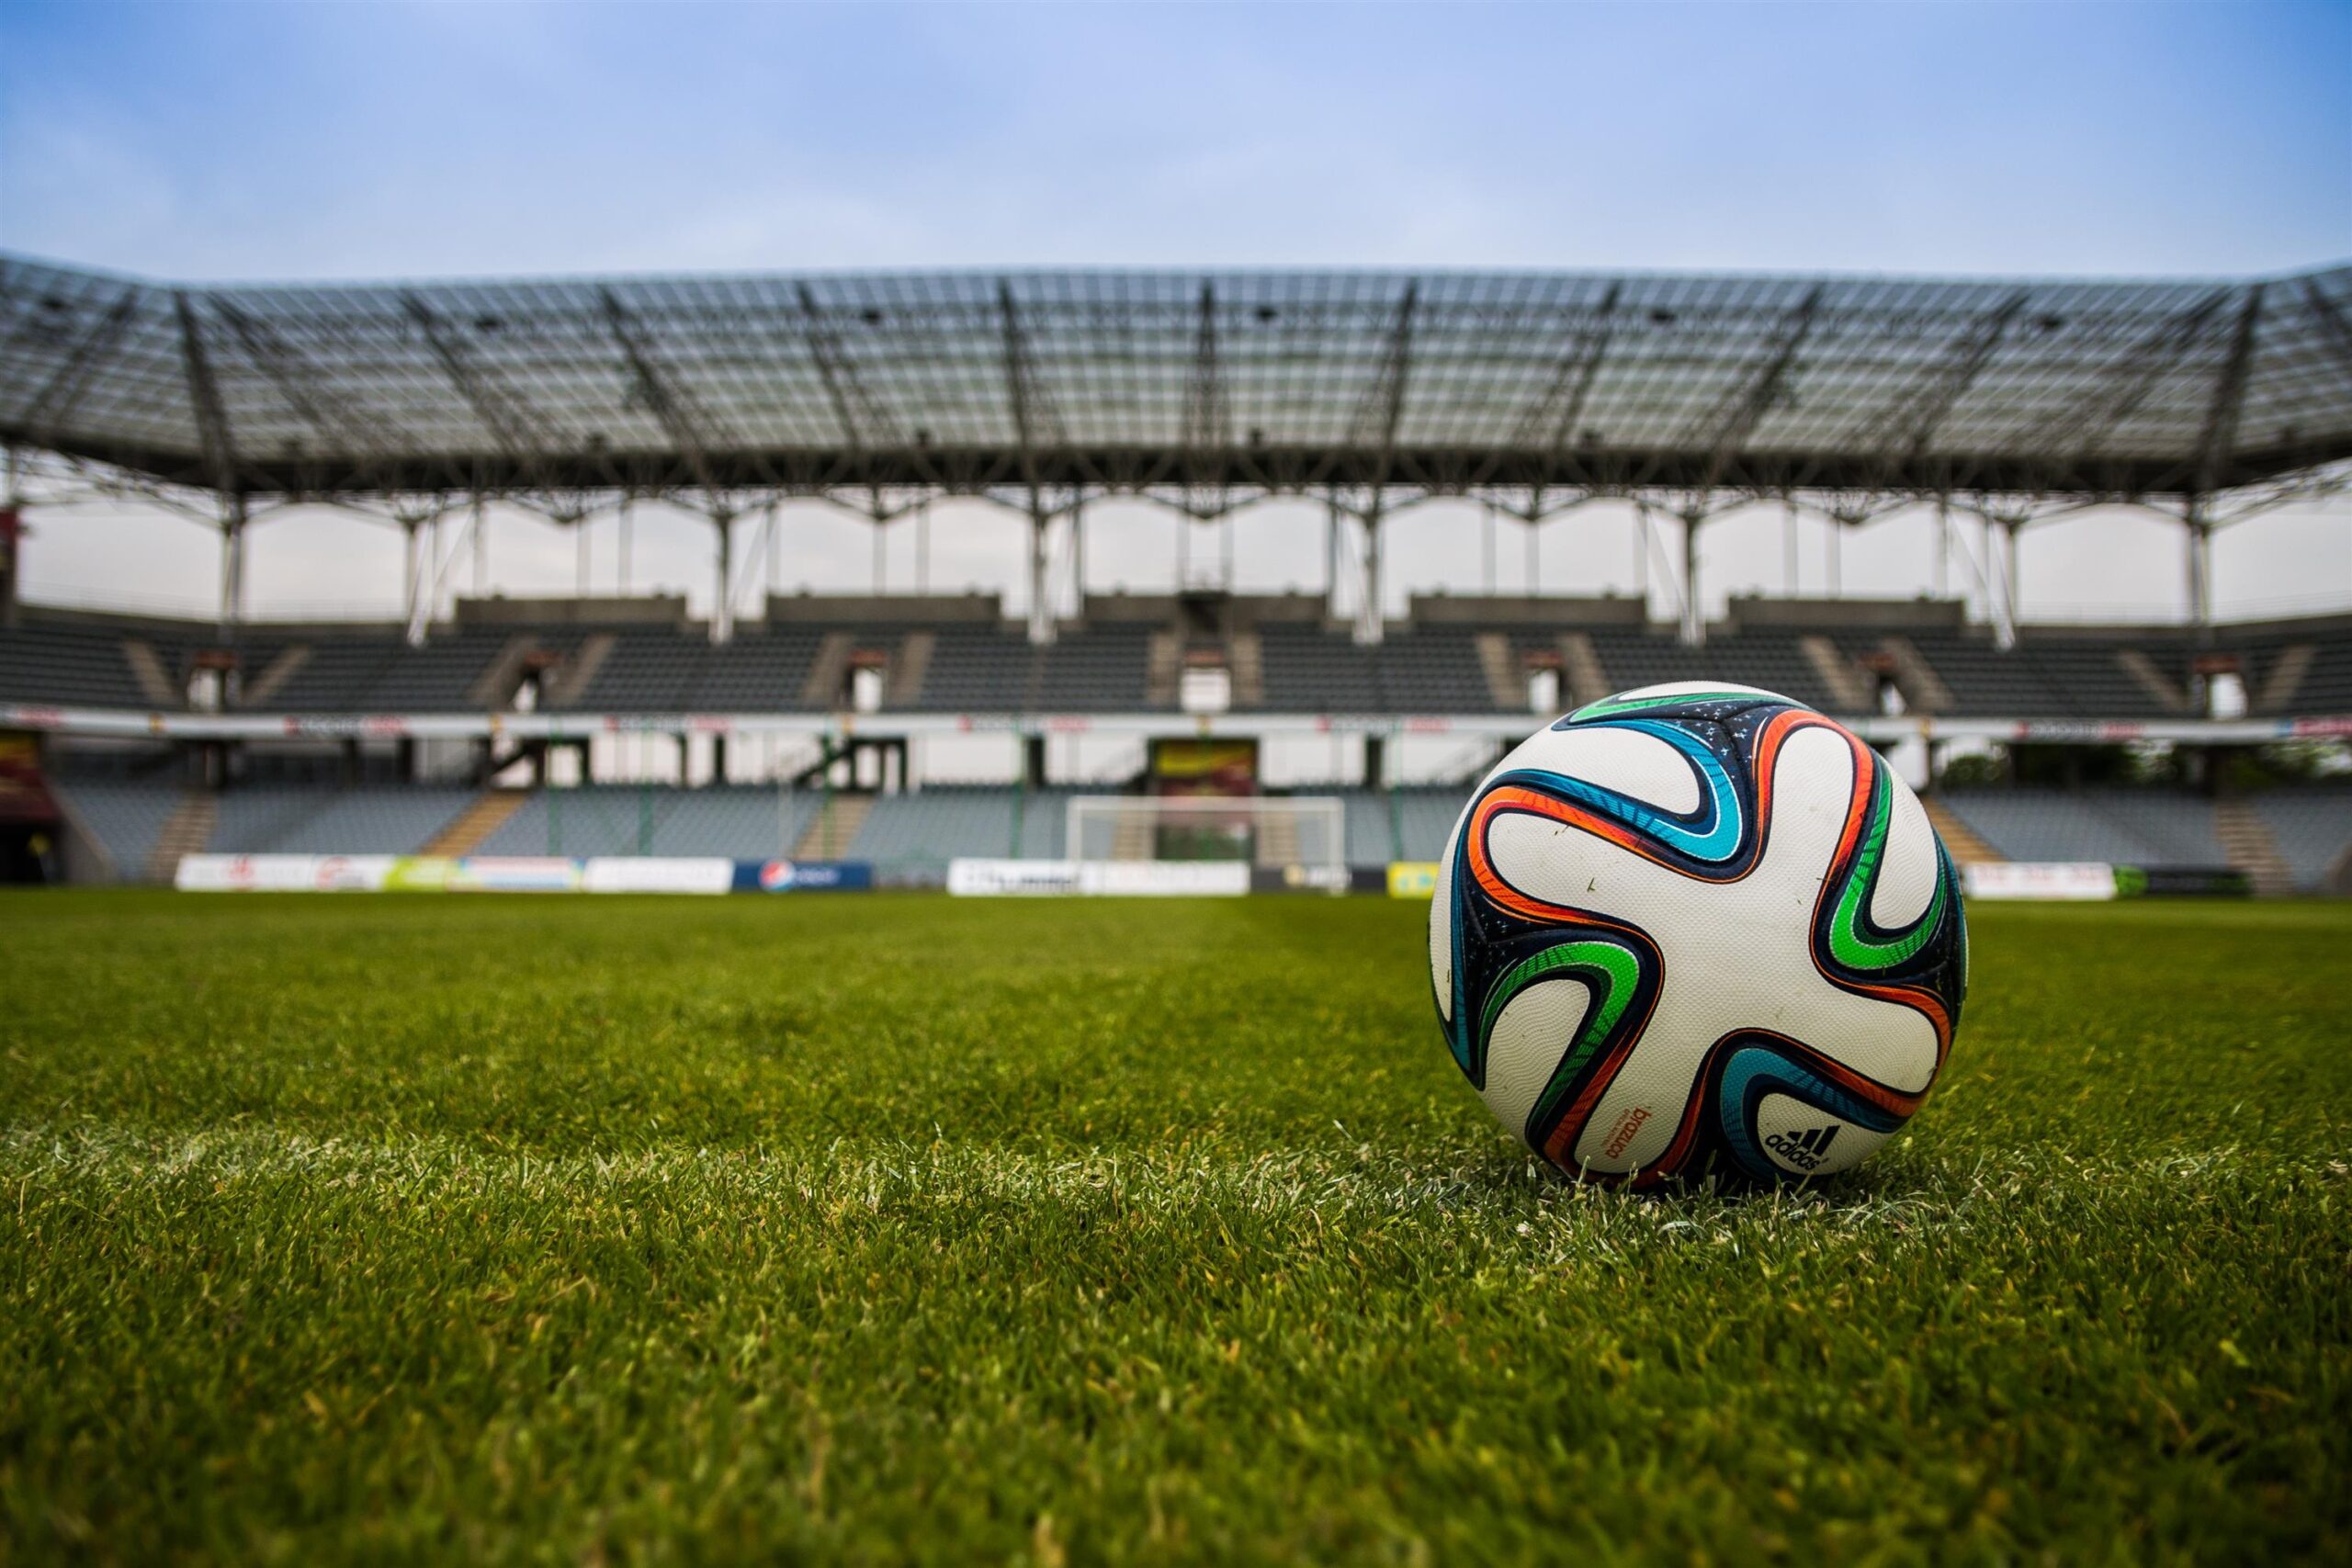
[3, 254, 2349, 506]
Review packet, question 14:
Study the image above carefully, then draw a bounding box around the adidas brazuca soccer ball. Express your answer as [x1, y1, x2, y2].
[1430, 682, 1966, 1186]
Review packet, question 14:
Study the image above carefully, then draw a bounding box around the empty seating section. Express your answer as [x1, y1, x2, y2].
[1250, 626, 1378, 711]
[688, 628, 825, 710]
[207, 784, 477, 854]
[1851, 630, 2182, 718]
[566, 629, 706, 711]
[1706, 631, 1844, 712]
[254, 636, 397, 711]
[359, 631, 514, 711]
[1374, 630, 1498, 713]
[2285, 637, 2352, 714]
[1583, 628, 1716, 694]
[2008, 639, 2184, 717]
[1037, 626, 1150, 711]
[1939, 789, 2228, 868]
[475, 786, 820, 859]
[910, 626, 1035, 711]
[2250, 790, 2352, 892]
[849, 786, 1072, 866]
[5, 612, 2347, 722]
[51, 776, 185, 877]
[0, 623, 149, 707]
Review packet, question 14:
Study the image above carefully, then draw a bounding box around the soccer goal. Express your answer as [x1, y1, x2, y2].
[1066, 795, 1350, 887]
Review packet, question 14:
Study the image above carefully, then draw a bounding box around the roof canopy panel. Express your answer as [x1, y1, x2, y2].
[3, 255, 2347, 500]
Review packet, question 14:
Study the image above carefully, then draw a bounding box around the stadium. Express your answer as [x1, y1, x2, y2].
[3, 6, 2349, 1562]
[4, 256, 2349, 893]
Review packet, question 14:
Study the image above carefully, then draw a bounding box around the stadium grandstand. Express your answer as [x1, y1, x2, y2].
[2, 254, 2348, 891]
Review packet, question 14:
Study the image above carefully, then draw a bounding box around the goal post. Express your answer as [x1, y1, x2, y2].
[1066, 795, 1349, 884]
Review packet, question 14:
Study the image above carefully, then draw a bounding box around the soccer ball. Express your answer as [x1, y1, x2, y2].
[1430, 682, 1966, 1185]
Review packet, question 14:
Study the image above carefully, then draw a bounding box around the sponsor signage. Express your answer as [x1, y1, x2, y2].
[582, 857, 735, 895]
[1250, 863, 1352, 895]
[446, 856, 583, 893]
[383, 856, 456, 891]
[1386, 861, 1441, 898]
[175, 853, 399, 892]
[950, 858, 1083, 896]
[947, 859, 1250, 897]
[1962, 862, 2117, 901]
[1082, 860, 1250, 897]
[735, 859, 876, 892]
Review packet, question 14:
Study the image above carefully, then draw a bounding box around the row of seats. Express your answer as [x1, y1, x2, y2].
[848, 785, 1076, 866]
[1943, 788, 2227, 870]
[476, 786, 822, 859]
[2251, 792, 2352, 893]
[37, 774, 2351, 888]
[6, 615, 2349, 717]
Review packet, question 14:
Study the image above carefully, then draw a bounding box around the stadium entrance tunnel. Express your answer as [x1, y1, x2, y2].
[0, 824, 61, 885]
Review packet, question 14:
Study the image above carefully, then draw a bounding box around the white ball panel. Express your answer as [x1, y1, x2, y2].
[1479, 978, 1593, 1144]
[1430, 810, 1464, 1022]
[1869, 772, 1940, 931]
[1753, 1091, 1892, 1177]
[1496, 724, 1703, 816]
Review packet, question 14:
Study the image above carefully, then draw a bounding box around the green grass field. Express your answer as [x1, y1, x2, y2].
[1, 892, 2346, 1564]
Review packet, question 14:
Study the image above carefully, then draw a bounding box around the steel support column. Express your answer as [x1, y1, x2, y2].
[1992, 518, 2020, 651]
[1481, 501, 1497, 594]
[1026, 503, 1055, 645]
[401, 517, 424, 647]
[1679, 512, 1705, 648]
[916, 499, 931, 594]
[2185, 498, 2214, 641]
[1933, 495, 1951, 599]
[1324, 497, 1342, 621]
[1355, 499, 1384, 645]
[1071, 494, 1087, 610]
[1525, 511, 1540, 594]
[766, 499, 782, 601]
[472, 495, 488, 596]
[712, 511, 735, 645]
[1783, 500, 1801, 595]
[219, 495, 248, 637]
[618, 497, 634, 594]
[1632, 500, 1649, 604]
[575, 515, 591, 595]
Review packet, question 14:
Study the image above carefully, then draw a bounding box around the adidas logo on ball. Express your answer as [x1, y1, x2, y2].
[1764, 1124, 1841, 1171]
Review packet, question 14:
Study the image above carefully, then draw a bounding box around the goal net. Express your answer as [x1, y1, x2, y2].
[1066, 795, 1349, 886]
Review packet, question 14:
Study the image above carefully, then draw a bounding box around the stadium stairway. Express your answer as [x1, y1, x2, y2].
[793, 794, 872, 860]
[146, 792, 217, 883]
[120, 639, 182, 707]
[424, 790, 529, 857]
[2212, 799, 2298, 897]
[1922, 798, 2003, 865]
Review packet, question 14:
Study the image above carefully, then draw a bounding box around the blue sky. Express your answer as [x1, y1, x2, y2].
[0, 1, 2346, 634]
[4, 1, 2346, 279]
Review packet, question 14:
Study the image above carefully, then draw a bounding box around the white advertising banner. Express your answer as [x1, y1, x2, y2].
[175, 854, 399, 892]
[1080, 860, 1250, 897]
[582, 857, 735, 895]
[446, 857, 584, 893]
[1963, 862, 2118, 901]
[947, 858, 1250, 897]
[948, 858, 1083, 896]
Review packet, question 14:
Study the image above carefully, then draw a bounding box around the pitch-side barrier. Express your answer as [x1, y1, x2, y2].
[172, 853, 2245, 899]
[175, 854, 874, 894]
